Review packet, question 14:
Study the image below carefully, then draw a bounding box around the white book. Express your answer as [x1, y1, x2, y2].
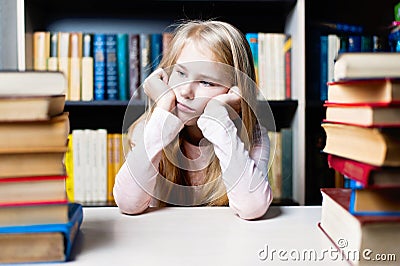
[96, 129, 108, 203]
[72, 130, 85, 203]
[327, 34, 340, 83]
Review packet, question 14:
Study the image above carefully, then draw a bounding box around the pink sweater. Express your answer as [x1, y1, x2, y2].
[113, 105, 273, 220]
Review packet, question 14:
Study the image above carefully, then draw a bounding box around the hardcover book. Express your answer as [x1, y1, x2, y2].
[0, 150, 66, 178]
[0, 202, 68, 227]
[319, 188, 400, 266]
[0, 203, 83, 264]
[0, 175, 67, 205]
[0, 112, 69, 153]
[334, 53, 400, 81]
[0, 71, 66, 96]
[322, 123, 400, 166]
[327, 154, 400, 188]
[327, 78, 400, 104]
[0, 95, 65, 121]
[349, 187, 400, 216]
[324, 102, 400, 127]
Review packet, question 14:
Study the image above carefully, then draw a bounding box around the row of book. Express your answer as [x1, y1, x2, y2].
[32, 31, 173, 102]
[32, 31, 293, 103]
[0, 71, 82, 264]
[65, 129, 294, 204]
[246, 33, 292, 101]
[319, 52, 400, 265]
[65, 131, 127, 205]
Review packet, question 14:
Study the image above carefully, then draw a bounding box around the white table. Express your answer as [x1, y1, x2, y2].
[39, 206, 349, 266]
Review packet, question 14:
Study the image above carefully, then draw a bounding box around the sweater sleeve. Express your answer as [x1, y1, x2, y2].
[197, 104, 273, 220]
[113, 107, 184, 214]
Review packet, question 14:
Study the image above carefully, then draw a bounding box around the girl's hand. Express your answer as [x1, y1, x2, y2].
[143, 68, 176, 112]
[207, 86, 241, 120]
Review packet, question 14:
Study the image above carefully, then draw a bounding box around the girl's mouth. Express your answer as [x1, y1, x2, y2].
[177, 102, 196, 113]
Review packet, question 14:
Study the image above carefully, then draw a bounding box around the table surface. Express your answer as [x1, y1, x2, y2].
[34, 206, 350, 266]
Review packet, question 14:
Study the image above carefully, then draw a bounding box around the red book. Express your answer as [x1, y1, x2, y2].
[327, 154, 400, 188]
[319, 188, 400, 266]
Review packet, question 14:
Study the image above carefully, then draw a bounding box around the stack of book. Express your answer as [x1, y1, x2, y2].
[319, 53, 400, 265]
[0, 71, 82, 264]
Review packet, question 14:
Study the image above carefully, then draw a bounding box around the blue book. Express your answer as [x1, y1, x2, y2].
[0, 203, 83, 263]
[245, 33, 259, 85]
[347, 35, 362, 52]
[117, 34, 129, 101]
[320, 35, 328, 101]
[151, 33, 163, 72]
[349, 188, 400, 216]
[106, 34, 119, 100]
[93, 34, 106, 100]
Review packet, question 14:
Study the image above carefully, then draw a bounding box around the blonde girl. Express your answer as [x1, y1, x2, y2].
[113, 20, 273, 220]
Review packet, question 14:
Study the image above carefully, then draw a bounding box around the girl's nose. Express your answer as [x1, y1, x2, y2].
[177, 82, 195, 99]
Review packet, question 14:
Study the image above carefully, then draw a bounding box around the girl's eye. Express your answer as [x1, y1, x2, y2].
[199, 81, 215, 87]
[177, 70, 186, 78]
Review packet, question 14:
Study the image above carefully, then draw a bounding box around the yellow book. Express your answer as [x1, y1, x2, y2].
[107, 134, 114, 203]
[65, 134, 74, 202]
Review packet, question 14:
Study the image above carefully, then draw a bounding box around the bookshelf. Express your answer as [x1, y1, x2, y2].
[6, 0, 306, 205]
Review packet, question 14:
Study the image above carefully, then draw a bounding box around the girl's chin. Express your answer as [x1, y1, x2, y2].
[183, 117, 199, 126]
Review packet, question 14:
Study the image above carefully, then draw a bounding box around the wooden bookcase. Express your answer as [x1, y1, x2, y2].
[10, 0, 306, 205]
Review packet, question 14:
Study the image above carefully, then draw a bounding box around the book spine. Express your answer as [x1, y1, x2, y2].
[320, 35, 328, 101]
[139, 33, 151, 101]
[128, 34, 140, 100]
[245, 33, 259, 87]
[105, 34, 119, 100]
[58, 32, 70, 100]
[65, 134, 74, 202]
[33, 31, 50, 71]
[93, 34, 106, 101]
[347, 35, 361, 52]
[327, 154, 374, 188]
[81, 33, 94, 101]
[107, 134, 115, 203]
[117, 34, 129, 101]
[97, 129, 108, 203]
[284, 36, 292, 99]
[151, 33, 163, 72]
[47, 32, 58, 71]
[69, 32, 82, 101]
[281, 128, 293, 199]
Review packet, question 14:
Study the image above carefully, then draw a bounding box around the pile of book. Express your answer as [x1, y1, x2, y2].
[319, 53, 400, 266]
[0, 71, 82, 264]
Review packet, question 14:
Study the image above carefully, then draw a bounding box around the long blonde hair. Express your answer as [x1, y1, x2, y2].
[129, 20, 258, 206]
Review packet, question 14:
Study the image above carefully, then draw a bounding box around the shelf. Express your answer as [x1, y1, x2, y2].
[64, 100, 298, 133]
[25, 0, 296, 34]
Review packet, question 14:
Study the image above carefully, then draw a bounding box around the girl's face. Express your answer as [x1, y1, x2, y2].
[168, 42, 233, 125]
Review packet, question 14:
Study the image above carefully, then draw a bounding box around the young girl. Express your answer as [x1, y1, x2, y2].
[113, 20, 273, 220]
